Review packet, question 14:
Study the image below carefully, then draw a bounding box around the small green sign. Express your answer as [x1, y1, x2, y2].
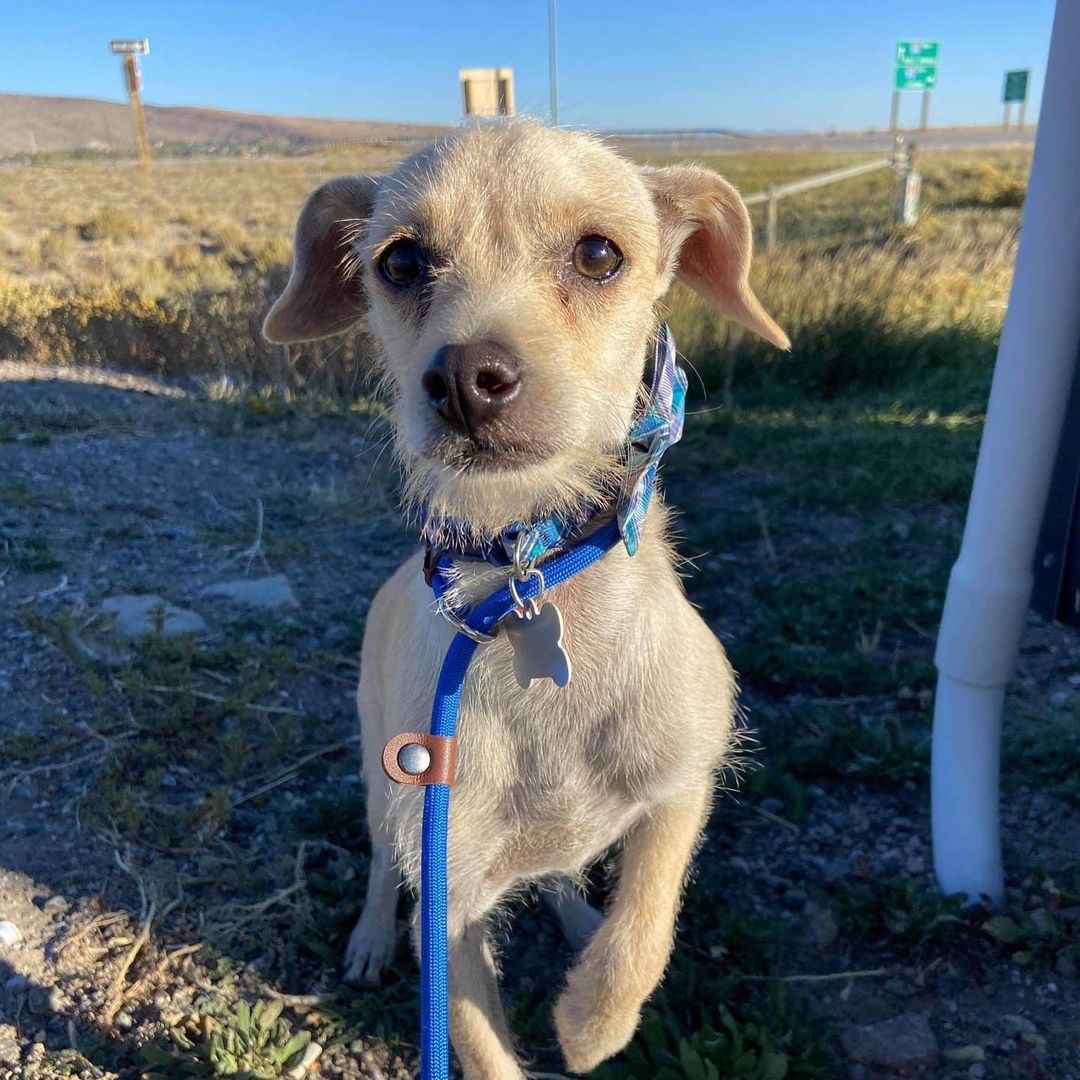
[1003, 69, 1029, 103]
[895, 40, 939, 92]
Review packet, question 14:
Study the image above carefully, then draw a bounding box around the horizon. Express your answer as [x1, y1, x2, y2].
[3, 1, 1057, 131]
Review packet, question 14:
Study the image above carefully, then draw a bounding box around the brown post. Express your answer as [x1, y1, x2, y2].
[122, 54, 152, 166]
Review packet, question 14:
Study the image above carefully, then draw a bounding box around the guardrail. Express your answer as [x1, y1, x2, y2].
[743, 143, 919, 248]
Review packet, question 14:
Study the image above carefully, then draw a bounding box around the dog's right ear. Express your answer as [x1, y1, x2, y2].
[263, 175, 378, 344]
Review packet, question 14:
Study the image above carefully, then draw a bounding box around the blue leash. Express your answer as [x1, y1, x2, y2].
[420, 520, 623, 1079]
[380, 325, 687, 1079]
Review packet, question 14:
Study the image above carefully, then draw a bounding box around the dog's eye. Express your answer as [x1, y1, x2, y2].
[379, 239, 427, 287]
[571, 236, 623, 281]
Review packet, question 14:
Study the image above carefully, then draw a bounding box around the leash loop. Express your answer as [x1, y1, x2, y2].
[434, 597, 496, 643]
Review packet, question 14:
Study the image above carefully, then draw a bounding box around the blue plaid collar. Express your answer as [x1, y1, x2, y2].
[422, 324, 686, 577]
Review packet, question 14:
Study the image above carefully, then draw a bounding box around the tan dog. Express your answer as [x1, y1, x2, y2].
[264, 121, 787, 1079]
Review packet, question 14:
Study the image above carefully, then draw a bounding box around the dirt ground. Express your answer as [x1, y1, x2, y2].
[1, 362, 1078, 1080]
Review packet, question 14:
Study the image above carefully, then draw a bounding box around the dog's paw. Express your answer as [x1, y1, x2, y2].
[553, 971, 640, 1074]
[342, 918, 397, 988]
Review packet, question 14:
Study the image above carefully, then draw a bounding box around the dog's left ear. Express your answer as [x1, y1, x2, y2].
[263, 175, 378, 344]
[640, 165, 790, 350]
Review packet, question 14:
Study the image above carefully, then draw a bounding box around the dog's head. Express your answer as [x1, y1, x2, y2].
[265, 122, 787, 536]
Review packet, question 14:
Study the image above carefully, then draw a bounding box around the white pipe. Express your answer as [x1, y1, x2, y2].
[932, 0, 1080, 903]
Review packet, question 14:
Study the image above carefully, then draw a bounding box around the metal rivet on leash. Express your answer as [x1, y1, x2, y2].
[398, 743, 432, 775]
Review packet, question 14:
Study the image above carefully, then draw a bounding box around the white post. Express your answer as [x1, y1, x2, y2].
[932, 0, 1080, 904]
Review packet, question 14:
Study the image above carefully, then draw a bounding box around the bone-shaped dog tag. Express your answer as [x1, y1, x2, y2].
[504, 602, 571, 689]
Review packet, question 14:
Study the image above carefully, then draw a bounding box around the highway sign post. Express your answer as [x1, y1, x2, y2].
[892, 40, 939, 133]
[1003, 68, 1031, 130]
[109, 39, 151, 166]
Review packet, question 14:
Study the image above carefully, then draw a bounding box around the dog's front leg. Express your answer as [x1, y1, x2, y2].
[449, 921, 525, 1080]
[553, 784, 711, 1074]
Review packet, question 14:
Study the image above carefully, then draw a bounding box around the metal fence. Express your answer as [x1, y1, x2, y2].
[743, 142, 920, 248]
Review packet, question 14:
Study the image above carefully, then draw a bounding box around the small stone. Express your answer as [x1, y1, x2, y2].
[968, 1065, 987, 1079]
[944, 1044, 986, 1062]
[102, 595, 207, 638]
[4, 974, 27, 993]
[201, 575, 299, 610]
[152, 991, 171, 1009]
[114, 1010, 134, 1030]
[0, 922, 20, 947]
[1001, 1013, 1037, 1036]
[41, 896, 67, 914]
[806, 905, 839, 950]
[0, 1038, 19, 1066]
[841, 1012, 938, 1069]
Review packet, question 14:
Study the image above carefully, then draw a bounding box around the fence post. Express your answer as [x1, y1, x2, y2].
[765, 186, 778, 249]
[892, 139, 921, 226]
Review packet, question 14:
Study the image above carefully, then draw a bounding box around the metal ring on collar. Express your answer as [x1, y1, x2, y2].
[511, 530, 535, 580]
[436, 599, 496, 644]
[508, 567, 545, 613]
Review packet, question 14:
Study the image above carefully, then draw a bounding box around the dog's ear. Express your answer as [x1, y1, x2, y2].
[640, 165, 790, 350]
[263, 175, 378, 344]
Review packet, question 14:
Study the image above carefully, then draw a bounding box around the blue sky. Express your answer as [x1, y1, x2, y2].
[3, 1, 1056, 131]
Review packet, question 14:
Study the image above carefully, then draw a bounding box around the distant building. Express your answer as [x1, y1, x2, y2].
[459, 68, 515, 118]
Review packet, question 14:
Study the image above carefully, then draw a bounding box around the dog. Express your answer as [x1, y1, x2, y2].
[264, 120, 788, 1079]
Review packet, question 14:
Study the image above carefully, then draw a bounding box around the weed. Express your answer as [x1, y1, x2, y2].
[0, 530, 61, 571]
[835, 877, 974, 956]
[141, 998, 312, 1078]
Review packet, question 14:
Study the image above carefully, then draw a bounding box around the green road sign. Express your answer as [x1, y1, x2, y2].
[895, 40, 939, 92]
[897, 40, 939, 64]
[1003, 69, 1030, 103]
[895, 65, 937, 91]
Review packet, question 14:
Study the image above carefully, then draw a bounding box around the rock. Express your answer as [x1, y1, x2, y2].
[200, 575, 298, 610]
[114, 1010, 134, 1030]
[3, 975, 26, 994]
[0, 922, 20, 947]
[102, 595, 207, 638]
[944, 1044, 986, 1062]
[1000, 1013, 1037, 1036]
[0, 1038, 18, 1066]
[41, 895, 67, 914]
[841, 1012, 938, 1069]
[806, 905, 839, 950]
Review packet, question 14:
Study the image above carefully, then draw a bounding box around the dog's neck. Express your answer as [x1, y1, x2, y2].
[420, 323, 686, 574]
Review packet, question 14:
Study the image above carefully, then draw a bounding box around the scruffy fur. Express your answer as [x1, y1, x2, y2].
[265, 121, 787, 1078]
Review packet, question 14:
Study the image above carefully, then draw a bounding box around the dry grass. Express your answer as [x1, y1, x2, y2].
[0, 145, 1030, 399]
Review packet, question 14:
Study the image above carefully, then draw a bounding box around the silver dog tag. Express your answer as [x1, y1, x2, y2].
[504, 602, 572, 689]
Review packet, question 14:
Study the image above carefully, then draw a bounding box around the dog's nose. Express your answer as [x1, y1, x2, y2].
[422, 341, 522, 434]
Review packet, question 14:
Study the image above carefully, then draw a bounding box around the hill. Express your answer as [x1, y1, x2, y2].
[0, 92, 448, 156]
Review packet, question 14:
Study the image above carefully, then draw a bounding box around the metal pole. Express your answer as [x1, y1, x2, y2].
[1019, 97, 1028, 130]
[890, 89, 901, 132]
[764, 186, 778, 249]
[920, 89, 931, 131]
[932, 0, 1080, 904]
[548, 0, 559, 127]
[1003, 102, 1012, 131]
